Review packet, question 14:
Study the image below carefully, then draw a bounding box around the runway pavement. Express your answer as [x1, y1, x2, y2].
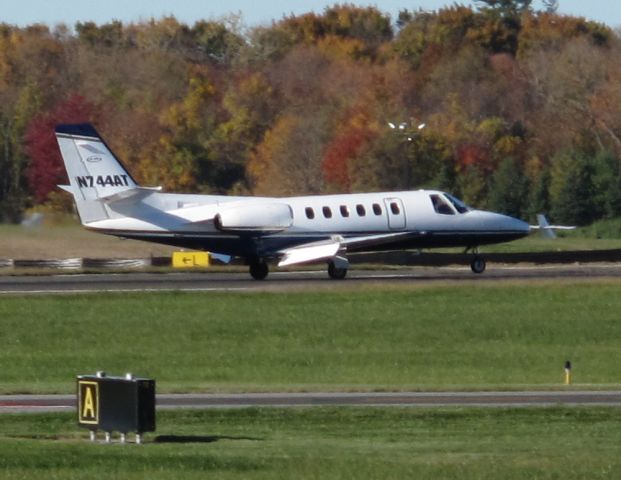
[1, 263, 621, 294]
[2, 391, 621, 413]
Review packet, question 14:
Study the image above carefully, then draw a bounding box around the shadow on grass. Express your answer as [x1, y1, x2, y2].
[154, 434, 264, 443]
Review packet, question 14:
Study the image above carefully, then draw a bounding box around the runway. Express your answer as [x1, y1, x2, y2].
[1, 263, 621, 294]
[2, 391, 621, 413]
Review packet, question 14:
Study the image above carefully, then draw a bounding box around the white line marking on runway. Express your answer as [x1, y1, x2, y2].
[0, 287, 251, 295]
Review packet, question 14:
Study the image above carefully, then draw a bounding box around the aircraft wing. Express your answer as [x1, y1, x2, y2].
[530, 214, 576, 238]
[278, 239, 341, 267]
[277, 231, 412, 267]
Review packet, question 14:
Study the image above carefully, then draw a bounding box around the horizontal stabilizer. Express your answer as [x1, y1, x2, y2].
[58, 184, 72, 194]
[97, 186, 162, 203]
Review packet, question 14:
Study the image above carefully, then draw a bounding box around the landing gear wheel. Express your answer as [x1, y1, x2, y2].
[249, 260, 269, 280]
[328, 261, 347, 280]
[470, 256, 486, 274]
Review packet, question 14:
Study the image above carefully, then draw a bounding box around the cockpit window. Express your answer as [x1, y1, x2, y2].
[430, 194, 455, 215]
[444, 194, 470, 214]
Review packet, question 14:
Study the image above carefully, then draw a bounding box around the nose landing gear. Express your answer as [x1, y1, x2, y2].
[470, 255, 486, 274]
[466, 247, 486, 274]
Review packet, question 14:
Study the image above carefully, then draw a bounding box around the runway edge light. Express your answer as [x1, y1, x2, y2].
[564, 360, 572, 385]
[76, 373, 156, 444]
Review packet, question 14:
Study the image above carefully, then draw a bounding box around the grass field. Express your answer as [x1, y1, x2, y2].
[1, 407, 621, 479]
[2, 281, 621, 394]
[0, 223, 174, 259]
[3, 281, 621, 479]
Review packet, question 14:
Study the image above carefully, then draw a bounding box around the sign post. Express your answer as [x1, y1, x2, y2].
[77, 372, 155, 444]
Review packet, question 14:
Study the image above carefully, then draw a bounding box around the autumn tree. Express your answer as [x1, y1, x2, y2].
[248, 113, 328, 195]
[24, 94, 96, 204]
[206, 72, 279, 192]
[136, 68, 217, 192]
[0, 9, 616, 229]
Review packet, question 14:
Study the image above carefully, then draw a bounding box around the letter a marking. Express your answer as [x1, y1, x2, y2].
[83, 386, 95, 419]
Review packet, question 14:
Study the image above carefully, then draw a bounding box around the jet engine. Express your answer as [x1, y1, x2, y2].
[214, 203, 293, 232]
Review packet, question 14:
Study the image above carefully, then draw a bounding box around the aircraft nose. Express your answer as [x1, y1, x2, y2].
[474, 211, 530, 234]
[498, 213, 530, 233]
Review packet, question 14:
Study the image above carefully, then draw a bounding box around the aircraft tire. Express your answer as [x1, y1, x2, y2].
[249, 260, 269, 280]
[470, 256, 486, 274]
[328, 261, 347, 280]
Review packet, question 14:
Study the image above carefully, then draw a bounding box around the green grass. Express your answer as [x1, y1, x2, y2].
[1, 407, 621, 479]
[0, 222, 174, 259]
[572, 217, 621, 239]
[483, 234, 621, 252]
[2, 281, 621, 393]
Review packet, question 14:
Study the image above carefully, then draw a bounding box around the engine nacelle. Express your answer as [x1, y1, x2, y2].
[214, 203, 293, 232]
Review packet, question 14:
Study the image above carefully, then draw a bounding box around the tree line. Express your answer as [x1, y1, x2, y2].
[1, 0, 620, 225]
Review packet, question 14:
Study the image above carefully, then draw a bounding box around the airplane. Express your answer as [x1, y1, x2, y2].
[56, 123, 546, 280]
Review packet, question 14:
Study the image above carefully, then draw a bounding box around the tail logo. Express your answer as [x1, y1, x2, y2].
[86, 156, 102, 163]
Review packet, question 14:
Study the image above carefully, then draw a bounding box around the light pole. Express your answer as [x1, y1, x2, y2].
[388, 120, 426, 190]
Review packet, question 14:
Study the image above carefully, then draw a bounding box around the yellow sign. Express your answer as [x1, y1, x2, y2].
[78, 380, 99, 425]
[172, 251, 210, 268]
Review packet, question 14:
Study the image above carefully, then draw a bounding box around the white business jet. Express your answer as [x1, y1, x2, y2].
[56, 123, 534, 280]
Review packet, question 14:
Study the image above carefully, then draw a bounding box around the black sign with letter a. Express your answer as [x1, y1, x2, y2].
[78, 380, 99, 425]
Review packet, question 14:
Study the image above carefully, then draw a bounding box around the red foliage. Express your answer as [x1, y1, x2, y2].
[322, 127, 372, 190]
[25, 94, 96, 203]
[456, 143, 490, 171]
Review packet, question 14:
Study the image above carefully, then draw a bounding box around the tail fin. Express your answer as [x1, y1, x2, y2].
[536, 214, 556, 239]
[55, 123, 139, 224]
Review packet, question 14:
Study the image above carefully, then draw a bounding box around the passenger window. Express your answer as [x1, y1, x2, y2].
[305, 207, 315, 219]
[356, 204, 366, 216]
[390, 202, 401, 215]
[372, 203, 382, 216]
[322, 206, 332, 218]
[340, 205, 350, 217]
[430, 194, 454, 215]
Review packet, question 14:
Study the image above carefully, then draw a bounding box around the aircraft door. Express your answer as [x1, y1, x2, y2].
[383, 198, 406, 230]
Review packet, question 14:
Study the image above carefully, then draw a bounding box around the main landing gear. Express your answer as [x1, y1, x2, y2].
[328, 261, 348, 280]
[327, 256, 349, 280]
[249, 259, 269, 280]
[247, 256, 349, 281]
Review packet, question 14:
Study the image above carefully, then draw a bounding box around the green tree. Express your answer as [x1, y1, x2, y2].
[457, 165, 488, 209]
[488, 157, 528, 217]
[549, 150, 596, 225]
[476, 0, 532, 18]
[592, 150, 621, 218]
[0, 83, 42, 221]
[526, 165, 550, 221]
